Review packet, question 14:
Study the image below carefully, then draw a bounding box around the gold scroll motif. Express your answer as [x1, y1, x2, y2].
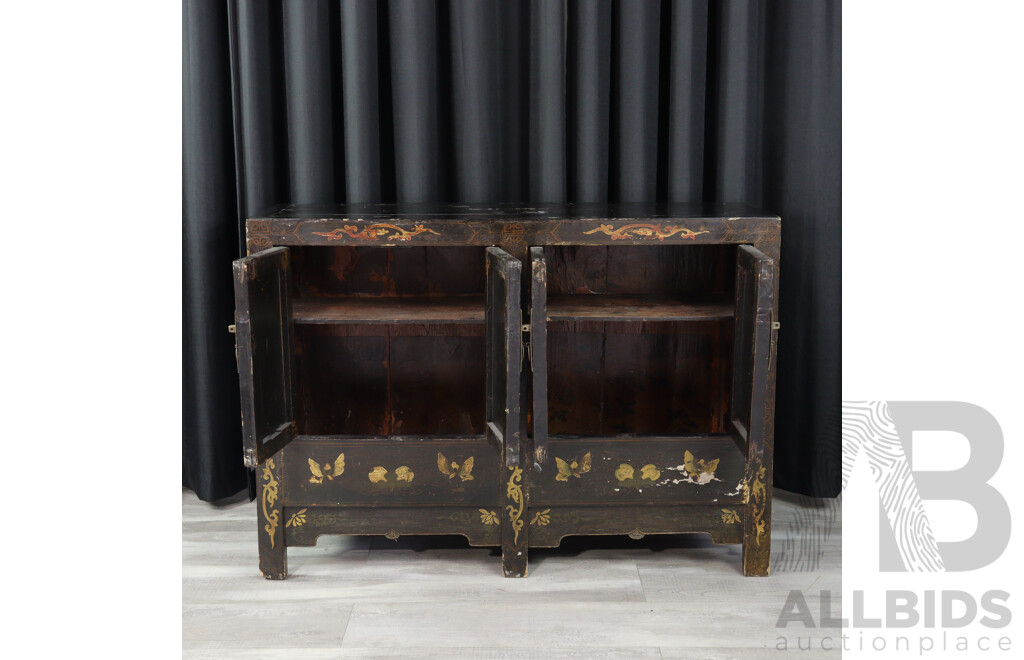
[554, 452, 591, 481]
[583, 223, 710, 241]
[505, 467, 525, 544]
[261, 459, 280, 548]
[745, 466, 768, 544]
[312, 223, 439, 242]
[286, 508, 308, 528]
[438, 453, 474, 482]
[308, 454, 345, 484]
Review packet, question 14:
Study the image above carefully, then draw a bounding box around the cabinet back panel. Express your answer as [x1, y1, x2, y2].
[389, 336, 485, 435]
[547, 320, 732, 436]
[296, 327, 388, 435]
[295, 325, 485, 436]
[543, 245, 735, 296]
[291, 246, 486, 298]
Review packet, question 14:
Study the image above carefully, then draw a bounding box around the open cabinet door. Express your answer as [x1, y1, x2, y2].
[731, 244, 777, 576]
[486, 247, 523, 468]
[529, 247, 548, 465]
[233, 246, 296, 468]
[486, 247, 526, 577]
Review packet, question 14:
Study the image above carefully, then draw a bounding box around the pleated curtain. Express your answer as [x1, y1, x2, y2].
[184, 0, 841, 501]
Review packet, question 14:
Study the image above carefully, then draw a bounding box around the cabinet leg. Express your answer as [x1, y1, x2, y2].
[259, 539, 287, 580]
[502, 465, 528, 577]
[741, 464, 772, 577]
[257, 456, 288, 579]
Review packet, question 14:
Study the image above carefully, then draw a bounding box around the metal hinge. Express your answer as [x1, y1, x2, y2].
[521, 323, 532, 370]
[768, 315, 780, 373]
[229, 323, 238, 372]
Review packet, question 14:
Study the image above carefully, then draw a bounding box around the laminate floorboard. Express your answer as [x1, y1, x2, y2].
[183, 488, 841, 658]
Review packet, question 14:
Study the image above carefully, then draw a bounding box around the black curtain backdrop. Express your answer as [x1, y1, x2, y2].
[184, 0, 841, 501]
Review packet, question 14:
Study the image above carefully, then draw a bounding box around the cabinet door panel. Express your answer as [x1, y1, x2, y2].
[485, 247, 522, 467]
[529, 247, 548, 464]
[487, 246, 526, 577]
[731, 245, 775, 450]
[233, 246, 296, 467]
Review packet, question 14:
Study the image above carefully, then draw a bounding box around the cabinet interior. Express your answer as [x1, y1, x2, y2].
[287, 244, 740, 439]
[290, 246, 487, 437]
[542, 244, 737, 437]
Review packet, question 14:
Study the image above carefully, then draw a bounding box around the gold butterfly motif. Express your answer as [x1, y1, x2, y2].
[308, 454, 345, 484]
[437, 453, 474, 481]
[683, 450, 720, 485]
[555, 452, 591, 481]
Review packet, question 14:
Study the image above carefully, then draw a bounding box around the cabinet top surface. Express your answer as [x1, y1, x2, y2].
[251, 202, 779, 223]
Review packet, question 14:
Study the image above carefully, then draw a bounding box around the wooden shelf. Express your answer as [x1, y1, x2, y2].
[293, 296, 484, 325]
[546, 294, 733, 322]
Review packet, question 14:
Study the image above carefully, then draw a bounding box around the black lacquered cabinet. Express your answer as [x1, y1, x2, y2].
[232, 203, 779, 578]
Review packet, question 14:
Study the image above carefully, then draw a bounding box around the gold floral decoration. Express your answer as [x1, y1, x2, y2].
[529, 509, 551, 526]
[555, 452, 591, 481]
[479, 509, 499, 525]
[721, 509, 741, 525]
[614, 463, 660, 484]
[640, 464, 662, 481]
[368, 466, 388, 483]
[368, 465, 415, 486]
[286, 508, 308, 528]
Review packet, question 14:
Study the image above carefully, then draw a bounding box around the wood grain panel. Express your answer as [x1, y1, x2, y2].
[293, 296, 485, 325]
[546, 294, 732, 322]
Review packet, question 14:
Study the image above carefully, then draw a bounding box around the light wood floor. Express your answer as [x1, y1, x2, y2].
[183, 488, 840, 658]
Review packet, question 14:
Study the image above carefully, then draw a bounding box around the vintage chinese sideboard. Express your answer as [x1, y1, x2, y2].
[231, 203, 779, 579]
